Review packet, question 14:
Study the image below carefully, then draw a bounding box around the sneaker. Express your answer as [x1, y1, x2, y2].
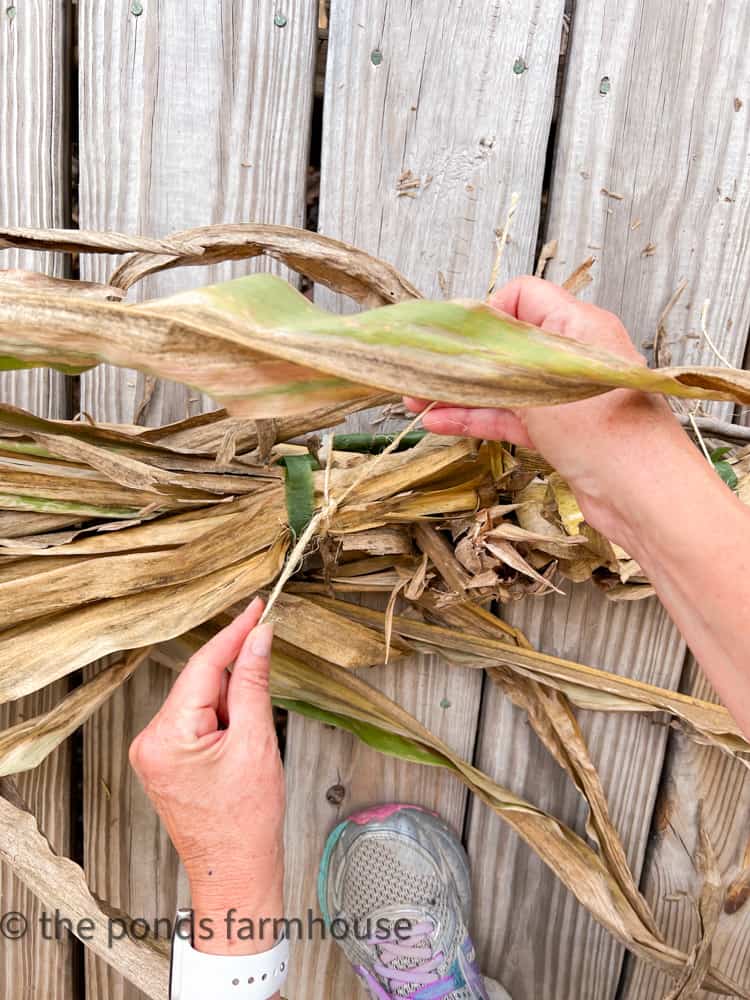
[318, 803, 491, 1000]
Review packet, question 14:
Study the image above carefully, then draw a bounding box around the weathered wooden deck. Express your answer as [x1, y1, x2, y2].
[2, 2, 750, 998]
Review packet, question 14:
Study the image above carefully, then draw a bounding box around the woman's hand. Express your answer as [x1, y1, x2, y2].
[405, 276, 686, 546]
[408, 276, 750, 739]
[129, 597, 284, 955]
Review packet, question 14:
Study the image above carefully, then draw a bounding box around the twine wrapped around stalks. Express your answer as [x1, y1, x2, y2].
[0, 224, 748, 998]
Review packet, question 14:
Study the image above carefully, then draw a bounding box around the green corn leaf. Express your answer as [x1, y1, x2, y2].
[714, 459, 738, 490]
[331, 431, 428, 453]
[282, 454, 316, 537]
[275, 698, 446, 767]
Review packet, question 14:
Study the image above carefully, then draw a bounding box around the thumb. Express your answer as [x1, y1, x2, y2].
[227, 621, 275, 730]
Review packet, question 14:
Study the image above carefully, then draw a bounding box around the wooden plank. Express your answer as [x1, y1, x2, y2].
[77, 3, 317, 997]
[0, 0, 69, 414]
[619, 660, 750, 999]
[468, 590, 684, 997]
[0, 688, 73, 1000]
[467, 2, 750, 997]
[283, 2, 565, 995]
[0, 2, 74, 997]
[617, 8, 750, 992]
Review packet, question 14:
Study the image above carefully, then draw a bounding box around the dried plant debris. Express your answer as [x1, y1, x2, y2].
[1, 411, 748, 764]
[155, 608, 748, 1000]
[1, 223, 749, 998]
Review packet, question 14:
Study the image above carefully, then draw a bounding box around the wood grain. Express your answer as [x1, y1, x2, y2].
[467, 2, 750, 997]
[0, 1, 74, 996]
[615, 5, 750, 996]
[78, 0, 318, 421]
[77, 3, 317, 997]
[283, 2, 565, 995]
[619, 661, 750, 999]
[469, 588, 683, 998]
[0, 0, 69, 413]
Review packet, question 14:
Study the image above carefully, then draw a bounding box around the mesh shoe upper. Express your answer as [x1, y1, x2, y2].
[318, 804, 489, 1000]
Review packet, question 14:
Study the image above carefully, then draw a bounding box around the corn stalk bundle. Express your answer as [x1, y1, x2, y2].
[0, 225, 748, 998]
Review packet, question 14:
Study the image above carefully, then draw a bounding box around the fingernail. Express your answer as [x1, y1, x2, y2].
[249, 622, 274, 658]
[245, 595, 264, 614]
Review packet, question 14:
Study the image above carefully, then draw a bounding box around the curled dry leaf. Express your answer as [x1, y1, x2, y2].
[0, 223, 421, 305]
[106, 222, 423, 304]
[0, 225, 205, 258]
[0, 782, 169, 999]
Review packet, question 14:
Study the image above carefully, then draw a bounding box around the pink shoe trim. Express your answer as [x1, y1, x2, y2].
[348, 803, 438, 826]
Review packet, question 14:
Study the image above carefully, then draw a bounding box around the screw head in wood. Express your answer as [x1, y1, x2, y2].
[326, 783, 346, 806]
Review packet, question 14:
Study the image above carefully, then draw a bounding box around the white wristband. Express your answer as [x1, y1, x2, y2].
[170, 909, 289, 1000]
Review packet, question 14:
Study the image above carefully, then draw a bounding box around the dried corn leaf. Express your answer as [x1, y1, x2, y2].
[663, 824, 724, 999]
[0, 497, 284, 625]
[488, 664, 659, 936]
[0, 225, 204, 257]
[414, 522, 471, 594]
[484, 522, 584, 548]
[484, 536, 563, 593]
[549, 472, 585, 535]
[0, 509, 82, 540]
[432, 599, 653, 930]
[0, 504, 243, 557]
[403, 552, 431, 601]
[338, 526, 413, 554]
[103, 222, 423, 304]
[330, 485, 480, 534]
[604, 582, 657, 601]
[142, 393, 398, 455]
[0, 781, 169, 999]
[263, 591, 395, 670]
[316, 555, 415, 579]
[0, 536, 289, 703]
[0, 268, 124, 300]
[304, 597, 750, 760]
[0, 648, 150, 776]
[4, 273, 750, 419]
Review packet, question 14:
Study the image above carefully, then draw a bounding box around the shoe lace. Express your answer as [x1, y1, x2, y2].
[361, 919, 450, 998]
